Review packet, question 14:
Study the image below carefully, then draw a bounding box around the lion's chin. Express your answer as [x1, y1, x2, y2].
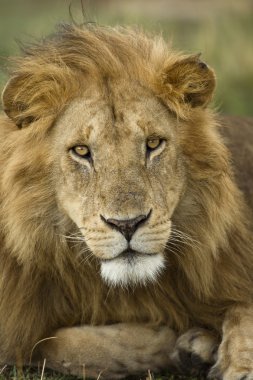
[100, 252, 165, 287]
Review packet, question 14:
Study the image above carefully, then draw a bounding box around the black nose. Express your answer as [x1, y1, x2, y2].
[101, 211, 151, 241]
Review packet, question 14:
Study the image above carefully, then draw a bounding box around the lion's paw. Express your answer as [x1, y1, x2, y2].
[170, 327, 219, 376]
[208, 365, 253, 380]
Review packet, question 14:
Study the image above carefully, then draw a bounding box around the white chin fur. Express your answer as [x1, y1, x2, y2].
[100, 254, 165, 287]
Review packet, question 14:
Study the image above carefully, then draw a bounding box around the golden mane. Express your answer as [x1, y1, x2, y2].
[0, 24, 252, 366]
[3, 23, 214, 127]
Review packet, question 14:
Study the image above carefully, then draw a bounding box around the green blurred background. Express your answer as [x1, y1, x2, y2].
[0, 0, 253, 116]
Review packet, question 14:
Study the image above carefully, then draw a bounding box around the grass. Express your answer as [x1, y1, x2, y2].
[0, 366, 204, 380]
[0, 1, 251, 379]
[0, 366, 77, 380]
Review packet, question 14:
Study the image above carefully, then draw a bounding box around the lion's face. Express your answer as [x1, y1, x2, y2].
[53, 80, 186, 286]
[1, 25, 216, 287]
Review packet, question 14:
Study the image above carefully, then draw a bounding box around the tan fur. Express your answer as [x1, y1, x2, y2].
[208, 304, 253, 379]
[0, 24, 252, 378]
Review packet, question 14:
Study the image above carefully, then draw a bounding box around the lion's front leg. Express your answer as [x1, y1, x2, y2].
[38, 323, 176, 379]
[209, 303, 253, 380]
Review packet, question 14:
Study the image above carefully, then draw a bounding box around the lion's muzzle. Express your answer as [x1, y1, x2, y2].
[97, 210, 168, 287]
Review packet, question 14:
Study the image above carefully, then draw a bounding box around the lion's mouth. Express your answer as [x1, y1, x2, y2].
[101, 248, 157, 263]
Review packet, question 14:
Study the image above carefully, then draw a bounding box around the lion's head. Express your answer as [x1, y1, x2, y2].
[1, 24, 220, 288]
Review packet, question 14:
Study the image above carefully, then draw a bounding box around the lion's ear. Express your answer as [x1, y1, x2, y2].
[160, 54, 216, 110]
[1, 75, 38, 128]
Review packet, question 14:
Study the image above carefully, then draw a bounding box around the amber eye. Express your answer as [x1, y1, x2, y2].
[72, 145, 90, 158]
[146, 137, 161, 150]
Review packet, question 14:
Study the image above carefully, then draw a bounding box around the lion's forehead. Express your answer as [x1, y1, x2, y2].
[55, 82, 174, 147]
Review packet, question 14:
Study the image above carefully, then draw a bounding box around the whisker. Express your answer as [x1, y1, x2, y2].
[164, 243, 182, 255]
[77, 251, 95, 267]
[169, 237, 196, 250]
[172, 227, 200, 245]
[76, 247, 92, 257]
[65, 237, 86, 242]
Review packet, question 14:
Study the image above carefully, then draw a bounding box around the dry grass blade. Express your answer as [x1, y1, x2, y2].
[29, 337, 57, 364]
[0, 365, 7, 375]
[40, 359, 46, 380]
[146, 369, 155, 380]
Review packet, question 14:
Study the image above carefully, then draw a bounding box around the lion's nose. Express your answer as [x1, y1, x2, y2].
[101, 211, 151, 241]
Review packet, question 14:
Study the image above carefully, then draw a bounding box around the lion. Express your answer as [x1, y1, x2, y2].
[0, 23, 252, 380]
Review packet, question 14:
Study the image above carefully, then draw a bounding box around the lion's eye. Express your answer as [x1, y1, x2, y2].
[146, 138, 161, 150]
[72, 145, 90, 158]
